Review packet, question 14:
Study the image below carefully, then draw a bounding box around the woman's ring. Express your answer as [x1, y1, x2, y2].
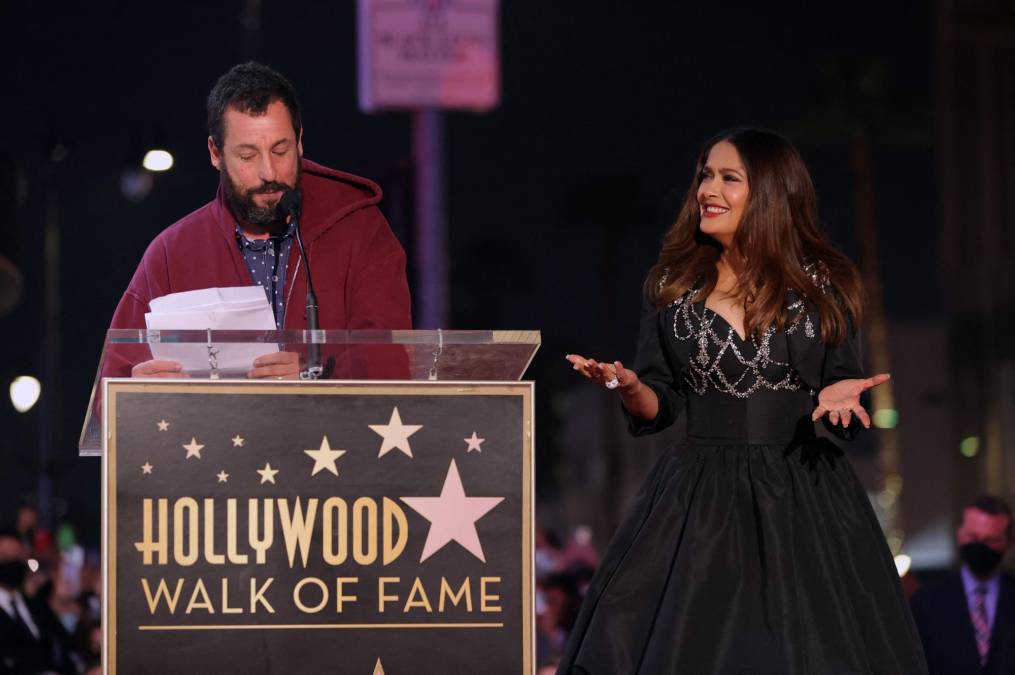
[605, 377, 620, 390]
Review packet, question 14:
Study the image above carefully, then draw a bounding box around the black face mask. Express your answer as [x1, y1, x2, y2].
[960, 542, 1004, 577]
[0, 561, 26, 589]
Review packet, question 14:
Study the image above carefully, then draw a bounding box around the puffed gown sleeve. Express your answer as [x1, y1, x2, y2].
[624, 303, 688, 436]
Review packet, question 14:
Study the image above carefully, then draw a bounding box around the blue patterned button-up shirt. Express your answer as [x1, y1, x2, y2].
[235, 221, 297, 328]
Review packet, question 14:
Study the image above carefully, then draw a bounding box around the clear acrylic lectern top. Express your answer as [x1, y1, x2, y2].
[80, 329, 540, 456]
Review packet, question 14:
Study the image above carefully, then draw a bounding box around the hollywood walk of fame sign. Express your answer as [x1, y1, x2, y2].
[102, 380, 533, 674]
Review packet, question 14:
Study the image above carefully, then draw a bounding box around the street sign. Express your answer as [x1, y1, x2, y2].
[358, 0, 500, 112]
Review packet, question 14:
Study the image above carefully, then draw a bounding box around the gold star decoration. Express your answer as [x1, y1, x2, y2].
[141, 462, 153, 475]
[369, 407, 423, 458]
[304, 436, 346, 477]
[157, 419, 169, 431]
[216, 470, 229, 483]
[464, 431, 485, 453]
[257, 462, 279, 485]
[373, 659, 385, 675]
[183, 438, 204, 459]
[231, 435, 245, 447]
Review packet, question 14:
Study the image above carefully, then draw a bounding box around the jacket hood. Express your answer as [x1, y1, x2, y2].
[211, 158, 383, 243]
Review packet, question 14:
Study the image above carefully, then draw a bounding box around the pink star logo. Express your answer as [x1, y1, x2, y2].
[401, 459, 504, 563]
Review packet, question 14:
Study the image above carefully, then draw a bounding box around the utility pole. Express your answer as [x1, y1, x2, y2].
[412, 109, 448, 328]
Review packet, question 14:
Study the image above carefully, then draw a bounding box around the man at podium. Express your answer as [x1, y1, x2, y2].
[106, 62, 412, 378]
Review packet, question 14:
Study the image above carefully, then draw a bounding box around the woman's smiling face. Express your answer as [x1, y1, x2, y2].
[696, 140, 749, 246]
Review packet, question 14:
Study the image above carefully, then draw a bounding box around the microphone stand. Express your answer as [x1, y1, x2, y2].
[293, 215, 322, 380]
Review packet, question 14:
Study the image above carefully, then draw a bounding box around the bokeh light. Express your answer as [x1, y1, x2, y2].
[142, 149, 174, 172]
[9, 375, 41, 413]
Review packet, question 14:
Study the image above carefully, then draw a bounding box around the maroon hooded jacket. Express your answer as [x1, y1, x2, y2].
[106, 158, 412, 377]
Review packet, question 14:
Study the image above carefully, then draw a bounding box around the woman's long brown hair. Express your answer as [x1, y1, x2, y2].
[644, 128, 864, 345]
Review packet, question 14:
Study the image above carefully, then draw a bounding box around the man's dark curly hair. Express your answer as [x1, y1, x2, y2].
[207, 62, 302, 150]
[969, 495, 1014, 538]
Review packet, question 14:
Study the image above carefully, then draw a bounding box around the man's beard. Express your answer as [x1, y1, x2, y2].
[222, 162, 301, 235]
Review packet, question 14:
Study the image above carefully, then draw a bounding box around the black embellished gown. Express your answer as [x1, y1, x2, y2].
[558, 292, 928, 675]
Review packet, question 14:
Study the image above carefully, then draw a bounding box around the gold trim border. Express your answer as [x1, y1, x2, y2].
[139, 622, 505, 631]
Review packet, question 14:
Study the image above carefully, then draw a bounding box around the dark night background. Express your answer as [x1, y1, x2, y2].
[0, 0, 984, 570]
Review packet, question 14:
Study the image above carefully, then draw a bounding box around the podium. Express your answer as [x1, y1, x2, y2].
[83, 329, 539, 675]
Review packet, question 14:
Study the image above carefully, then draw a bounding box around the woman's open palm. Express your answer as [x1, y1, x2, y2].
[811, 373, 890, 428]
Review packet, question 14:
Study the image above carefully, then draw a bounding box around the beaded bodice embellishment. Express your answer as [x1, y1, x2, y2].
[668, 289, 816, 398]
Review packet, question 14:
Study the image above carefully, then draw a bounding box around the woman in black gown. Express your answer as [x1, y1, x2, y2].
[560, 128, 928, 674]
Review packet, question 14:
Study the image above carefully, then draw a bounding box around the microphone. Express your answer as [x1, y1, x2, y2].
[277, 190, 322, 379]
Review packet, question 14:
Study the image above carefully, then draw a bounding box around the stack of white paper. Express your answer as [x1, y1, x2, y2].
[144, 287, 280, 375]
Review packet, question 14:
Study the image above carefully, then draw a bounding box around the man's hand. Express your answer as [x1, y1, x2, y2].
[131, 360, 186, 378]
[248, 351, 300, 379]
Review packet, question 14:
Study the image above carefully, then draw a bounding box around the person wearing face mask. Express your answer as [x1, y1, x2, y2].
[0, 528, 76, 675]
[911, 496, 1015, 675]
[558, 128, 927, 674]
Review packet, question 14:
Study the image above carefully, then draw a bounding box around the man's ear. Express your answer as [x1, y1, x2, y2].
[208, 136, 222, 170]
[297, 128, 304, 158]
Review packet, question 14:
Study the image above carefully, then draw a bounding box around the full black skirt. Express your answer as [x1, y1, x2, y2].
[557, 438, 929, 675]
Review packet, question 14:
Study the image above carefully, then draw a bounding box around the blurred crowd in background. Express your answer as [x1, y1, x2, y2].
[534, 525, 599, 673]
[0, 505, 101, 675]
